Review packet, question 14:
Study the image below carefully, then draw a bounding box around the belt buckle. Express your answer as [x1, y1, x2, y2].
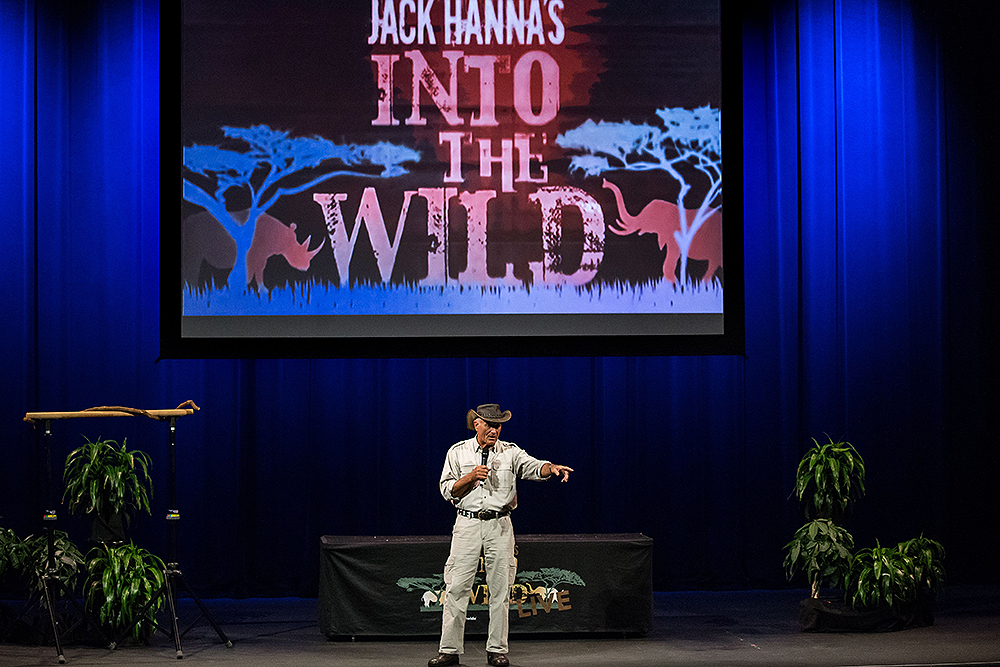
[477, 509, 489, 520]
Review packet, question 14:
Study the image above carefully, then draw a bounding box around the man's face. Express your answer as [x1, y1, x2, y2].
[475, 418, 502, 448]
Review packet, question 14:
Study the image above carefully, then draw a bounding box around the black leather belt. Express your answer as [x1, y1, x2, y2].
[458, 508, 511, 520]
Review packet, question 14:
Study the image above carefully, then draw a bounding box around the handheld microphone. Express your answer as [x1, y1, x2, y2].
[481, 448, 489, 486]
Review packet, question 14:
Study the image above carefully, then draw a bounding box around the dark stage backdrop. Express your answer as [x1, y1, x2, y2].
[1, 0, 997, 596]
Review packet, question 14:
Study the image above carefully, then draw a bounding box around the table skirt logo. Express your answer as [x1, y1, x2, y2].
[397, 560, 586, 619]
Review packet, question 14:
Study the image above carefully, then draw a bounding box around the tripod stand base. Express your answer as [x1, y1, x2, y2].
[139, 564, 233, 657]
[44, 576, 66, 665]
[1, 569, 116, 663]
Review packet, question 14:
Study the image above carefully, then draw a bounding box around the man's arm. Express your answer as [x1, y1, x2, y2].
[510, 446, 574, 482]
[440, 444, 490, 502]
[450, 465, 488, 499]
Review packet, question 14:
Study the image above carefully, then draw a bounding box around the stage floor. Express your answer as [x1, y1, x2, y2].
[2, 586, 998, 666]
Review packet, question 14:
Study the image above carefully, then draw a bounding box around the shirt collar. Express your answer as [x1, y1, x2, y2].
[472, 437, 504, 454]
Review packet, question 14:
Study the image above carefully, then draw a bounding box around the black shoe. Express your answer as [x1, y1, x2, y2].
[487, 652, 509, 667]
[429, 653, 460, 667]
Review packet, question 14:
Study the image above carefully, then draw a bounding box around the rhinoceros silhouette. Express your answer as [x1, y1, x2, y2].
[182, 210, 324, 292]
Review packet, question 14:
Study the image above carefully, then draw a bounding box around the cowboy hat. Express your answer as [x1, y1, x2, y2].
[466, 404, 512, 430]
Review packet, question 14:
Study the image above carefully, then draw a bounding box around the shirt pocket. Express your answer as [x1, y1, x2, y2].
[496, 464, 516, 487]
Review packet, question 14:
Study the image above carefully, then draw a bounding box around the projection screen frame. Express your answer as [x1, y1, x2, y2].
[162, 0, 743, 359]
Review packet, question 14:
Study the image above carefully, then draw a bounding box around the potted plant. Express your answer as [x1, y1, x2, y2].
[62, 436, 153, 544]
[0, 528, 87, 644]
[9, 530, 85, 602]
[897, 534, 946, 594]
[0, 525, 21, 581]
[783, 518, 855, 599]
[784, 435, 865, 598]
[786, 436, 946, 631]
[792, 435, 866, 521]
[842, 536, 945, 629]
[83, 541, 165, 642]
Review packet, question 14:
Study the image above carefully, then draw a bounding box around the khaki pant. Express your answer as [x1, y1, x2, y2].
[439, 514, 516, 655]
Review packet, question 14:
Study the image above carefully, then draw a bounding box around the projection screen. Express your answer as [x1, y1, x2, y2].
[165, 0, 741, 357]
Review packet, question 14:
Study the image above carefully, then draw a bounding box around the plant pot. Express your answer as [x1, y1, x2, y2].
[89, 512, 127, 545]
[799, 595, 934, 632]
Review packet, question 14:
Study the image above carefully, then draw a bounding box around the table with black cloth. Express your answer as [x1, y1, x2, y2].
[319, 533, 653, 638]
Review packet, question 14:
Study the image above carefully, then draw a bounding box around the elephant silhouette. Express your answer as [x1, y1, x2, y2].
[603, 178, 722, 284]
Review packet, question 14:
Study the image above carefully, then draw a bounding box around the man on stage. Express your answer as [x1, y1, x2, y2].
[429, 404, 574, 667]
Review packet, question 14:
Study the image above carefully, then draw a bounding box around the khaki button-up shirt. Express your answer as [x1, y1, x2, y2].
[439, 437, 549, 513]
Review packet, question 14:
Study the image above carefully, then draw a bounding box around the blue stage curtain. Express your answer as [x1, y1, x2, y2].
[0, 0, 996, 597]
[1, 0, 39, 541]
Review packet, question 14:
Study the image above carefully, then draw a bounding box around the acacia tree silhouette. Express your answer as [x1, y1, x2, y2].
[182, 125, 420, 293]
[557, 106, 722, 283]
